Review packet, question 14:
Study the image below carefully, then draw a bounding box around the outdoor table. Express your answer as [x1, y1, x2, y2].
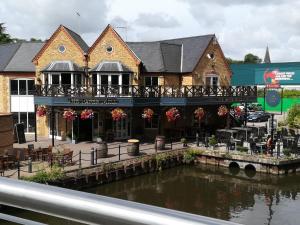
[232, 127, 253, 141]
[216, 129, 238, 143]
[283, 136, 295, 148]
[256, 142, 266, 154]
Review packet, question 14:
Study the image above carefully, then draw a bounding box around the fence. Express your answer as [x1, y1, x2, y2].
[0, 139, 184, 179]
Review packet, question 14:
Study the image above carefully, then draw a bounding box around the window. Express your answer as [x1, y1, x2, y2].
[74, 74, 82, 86]
[19, 80, 27, 95]
[58, 45, 66, 53]
[10, 79, 35, 95]
[28, 80, 35, 95]
[52, 74, 60, 85]
[111, 75, 119, 85]
[205, 75, 219, 86]
[28, 113, 35, 132]
[92, 74, 97, 85]
[145, 76, 158, 86]
[10, 80, 18, 95]
[144, 114, 158, 129]
[106, 45, 113, 53]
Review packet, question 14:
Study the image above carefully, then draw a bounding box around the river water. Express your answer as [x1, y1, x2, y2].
[2, 165, 300, 225]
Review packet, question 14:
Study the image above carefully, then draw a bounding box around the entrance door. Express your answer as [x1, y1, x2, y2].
[113, 117, 129, 140]
[73, 118, 93, 142]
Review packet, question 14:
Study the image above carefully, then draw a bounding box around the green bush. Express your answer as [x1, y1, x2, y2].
[22, 165, 64, 183]
[287, 104, 300, 128]
[236, 145, 248, 152]
[183, 149, 204, 164]
[283, 149, 291, 157]
[208, 135, 218, 147]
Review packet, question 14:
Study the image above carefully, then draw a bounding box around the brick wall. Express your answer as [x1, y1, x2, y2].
[88, 27, 140, 85]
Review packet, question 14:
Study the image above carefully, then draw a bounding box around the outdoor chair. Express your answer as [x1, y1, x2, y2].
[64, 151, 73, 165]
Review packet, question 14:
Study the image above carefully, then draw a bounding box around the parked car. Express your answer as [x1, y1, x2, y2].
[247, 112, 270, 122]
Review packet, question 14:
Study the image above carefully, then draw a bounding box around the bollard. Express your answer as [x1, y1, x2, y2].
[28, 157, 32, 173]
[17, 161, 20, 180]
[79, 150, 82, 168]
[118, 145, 121, 161]
[94, 148, 98, 165]
[90, 148, 95, 166]
[196, 133, 199, 147]
[277, 142, 280, 159]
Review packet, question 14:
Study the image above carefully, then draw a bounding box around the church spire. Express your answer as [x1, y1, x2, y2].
[264, 46, 271, 63]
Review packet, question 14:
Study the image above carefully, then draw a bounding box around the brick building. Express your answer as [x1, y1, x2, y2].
[0, 24, 256, 144]
[0, 42, 43, 133]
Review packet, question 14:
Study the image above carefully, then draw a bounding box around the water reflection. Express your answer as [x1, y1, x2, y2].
[87, 165, 300, 225]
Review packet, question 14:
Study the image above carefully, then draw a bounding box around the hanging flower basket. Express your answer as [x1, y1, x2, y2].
[166, 107, 180, 122]
[194, 107, 205, 121]
[80, 109, 94, 120]
[36, 105, 47, 117]
[142, 108, 154, 121]
[217, 105, 228, 117]
[63, 108, 77, 121]
[111, 108, 127, 121]
[234, 106, 243, 117]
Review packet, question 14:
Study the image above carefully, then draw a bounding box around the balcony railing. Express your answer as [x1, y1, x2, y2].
[35, 84, 257, 98]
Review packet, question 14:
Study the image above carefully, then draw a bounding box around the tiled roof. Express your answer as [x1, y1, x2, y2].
[63, 26, 89, 53]
[42, 61, 84, 72]
[90, 61, 132, 73]
[0, 43, 21, 71]
[0, 42, 43, 72]
[127, 34, 214, 73]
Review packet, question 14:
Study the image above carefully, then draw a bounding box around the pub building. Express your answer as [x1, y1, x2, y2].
[33, 24, 256, 145]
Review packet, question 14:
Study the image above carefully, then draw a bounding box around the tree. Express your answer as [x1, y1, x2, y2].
[226, 57, 243, 64]
[244, 53, 262, 64]
[287, 104, 300, 128]
[0, 23, 13, 44]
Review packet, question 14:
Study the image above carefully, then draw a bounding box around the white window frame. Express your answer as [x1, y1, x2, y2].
[205, 74, 219, 86]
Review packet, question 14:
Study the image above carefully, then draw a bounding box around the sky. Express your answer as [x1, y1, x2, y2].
[0, 0, 300, 62]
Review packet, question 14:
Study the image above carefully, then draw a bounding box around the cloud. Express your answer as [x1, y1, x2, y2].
[0, 0, 300, 62]
[0, 0, 109, 43]
[134, 13, 179, 28]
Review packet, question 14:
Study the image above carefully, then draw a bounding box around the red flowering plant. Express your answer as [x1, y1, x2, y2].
[194, 107, 205, 121]
[111, 108, 127, 121]
[217, 105, 228, 117]
[36, 105, 47, 117]
[142, 108, 154, 121]
[234, 106, 243, 117]
[63, 108, 77, 121]
[80, 109, 94, 120]
[166, 107, 180, 122]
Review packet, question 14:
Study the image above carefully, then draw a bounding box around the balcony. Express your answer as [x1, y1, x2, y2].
[34, 85, 257, 107]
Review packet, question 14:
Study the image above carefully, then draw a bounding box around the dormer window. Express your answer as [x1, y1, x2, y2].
[58, 45, 66, 53]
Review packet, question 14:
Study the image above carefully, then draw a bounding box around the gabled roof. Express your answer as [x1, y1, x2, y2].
[63, 26, 89, 53]
[88, 24, 141, 65]
[32, 25, 88, 63]
[0, 42, 43, 72]
[127, 34, 214, 73]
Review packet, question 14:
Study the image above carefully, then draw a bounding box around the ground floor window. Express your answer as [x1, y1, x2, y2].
[12, 112, 35, 133]
[144, 114, 158, 129]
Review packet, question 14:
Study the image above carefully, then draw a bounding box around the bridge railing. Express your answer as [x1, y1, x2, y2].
[0, 177, 242, 225]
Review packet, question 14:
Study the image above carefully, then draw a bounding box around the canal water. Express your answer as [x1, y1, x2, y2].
[2, 165, 300, 225]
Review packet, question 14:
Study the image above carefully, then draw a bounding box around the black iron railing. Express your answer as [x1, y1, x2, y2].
[35, 84, 257, 98]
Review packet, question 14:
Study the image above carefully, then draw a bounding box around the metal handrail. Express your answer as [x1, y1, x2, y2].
[0, 177, 241, 225]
